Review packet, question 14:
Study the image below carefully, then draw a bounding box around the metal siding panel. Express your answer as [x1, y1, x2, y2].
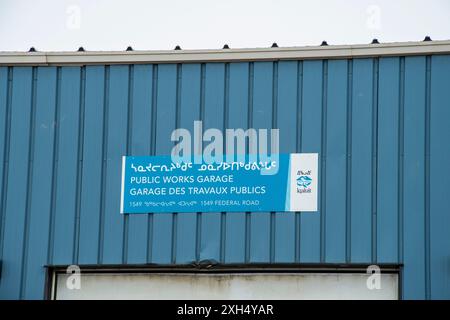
[276, 61, 298, 153]
[155, 64, 177, 155]
[224, 211, 246, 263]
[429, 55, 450, 299]
[199, 213, 221, 262]
[126, 65, 153, 264]
[0, 67, 8, 264]
[249, 62, 273, 262]
[151, 64, 176, 263]
[376, 58, 400, 263]
[0, 67, 33, 299]
[203, 64, 225, 129]
[325, 59, 348, 262]
[273, 213, 295, 263]
[52, 67, 81, 265]
[102, 65, 128, 264]
[274, 61, 297, 263]
[300, 60, 322, 262]
[403, 56, 426, 299]
[249, 213, 271, 263]
[175, 212, 197, 263]
[224, 62, 249, 263]
[175, 63, 201, 263]
[22, 67, 57, 299]
[199, 63, 225, 262]
[227, 63, 249, 130]
[78, 66, 105, 264]
[350, 58, 373, 263]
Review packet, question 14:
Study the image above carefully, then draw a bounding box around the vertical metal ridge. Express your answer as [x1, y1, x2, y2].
[200, 63, 206, 125]
[295, 61, 303, 263]
[73, 66, 86, 264]
[147, 64, 158, 263]
[195, 213, 202, 262]
[372, 58, 379, 263]
[397, 57, 405, 299]
[195, 63, 206, 262]
[223, 63, 230, 131]
[296, 61, 304, 152]
[171, 211, 178, 264]
[320, 60, 328, 263]
[270, 61, 278, 263]
[122, 65, 134, 264]
[270, 209, 276, 262]
[97, 65, 110, 264]
[0, 67, 13, 262]
[20, 66, 37, 298]
[271, 61, 278, 147]
[47, 67, 62, 265]
[150, 65, 159, 156]
[171, 63, 182, 264]
[345, 59, 353, 263]
[398, 57, 405, 266]
[424, 55, 431, 299]
[220, 211, 226, 263]
[220, 62, 230, 263]
[146, 212, 154, 263]
[175, 63, 182, 130]
[245, 62, 254, 263]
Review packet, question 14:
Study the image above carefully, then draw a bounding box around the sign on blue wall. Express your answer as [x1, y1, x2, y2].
[120, 153, 318, 213]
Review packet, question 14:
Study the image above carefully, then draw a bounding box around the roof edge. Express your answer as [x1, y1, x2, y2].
[1, 40, 450, 66]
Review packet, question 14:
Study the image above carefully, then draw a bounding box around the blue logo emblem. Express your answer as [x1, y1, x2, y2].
[297, 175, 312, 188]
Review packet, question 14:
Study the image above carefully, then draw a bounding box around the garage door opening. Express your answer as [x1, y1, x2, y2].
[51, 267, 399, 300]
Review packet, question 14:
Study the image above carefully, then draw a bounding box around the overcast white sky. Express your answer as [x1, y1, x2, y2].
[1, 0, 449, 51]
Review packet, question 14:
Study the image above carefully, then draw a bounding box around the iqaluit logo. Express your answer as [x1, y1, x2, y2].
[296, 170, 312, 193]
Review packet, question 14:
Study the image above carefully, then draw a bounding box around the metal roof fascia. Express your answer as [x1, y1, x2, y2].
[1, 40, 450, 65]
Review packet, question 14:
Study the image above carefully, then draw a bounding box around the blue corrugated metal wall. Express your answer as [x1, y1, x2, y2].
[0, 56, 449, 299]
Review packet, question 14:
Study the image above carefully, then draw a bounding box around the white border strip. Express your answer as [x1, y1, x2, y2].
[120, 156, 126, 214]
[1, 40, 450, 65]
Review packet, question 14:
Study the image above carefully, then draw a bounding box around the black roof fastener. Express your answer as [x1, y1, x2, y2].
[77, 47, 85, 52]
[126, 46, 133, 51]
[320, 41, 328, 46]
[271, 42, 278, 48]
[423, 36, 432, 41]
[28, 47, 36, 52]
[223, 44, 230, 49]
[371, 38, 380, 44]
[174, 45, 182, 50]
